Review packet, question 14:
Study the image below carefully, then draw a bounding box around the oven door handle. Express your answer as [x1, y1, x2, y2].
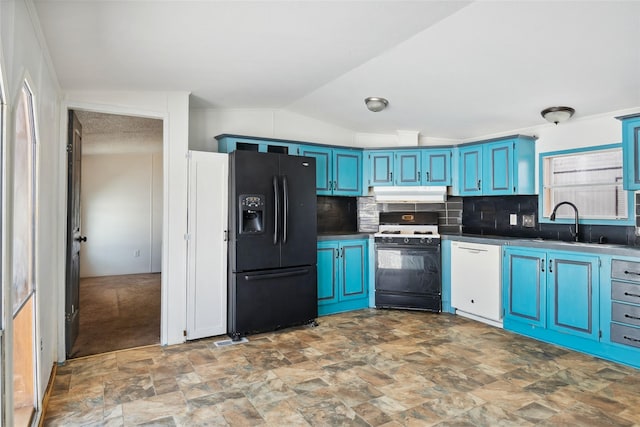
[376, 244, 440, 251]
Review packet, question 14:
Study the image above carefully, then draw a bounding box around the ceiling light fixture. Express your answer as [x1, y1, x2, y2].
[541, 106, 575, 125]
[365, 97, 388, 112]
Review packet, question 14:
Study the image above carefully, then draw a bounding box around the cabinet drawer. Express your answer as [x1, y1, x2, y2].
[612, 302, 640, 327]
[612, 280, 640, 304]
[611, 323, 640, 349]
[611, 260, 640, 283]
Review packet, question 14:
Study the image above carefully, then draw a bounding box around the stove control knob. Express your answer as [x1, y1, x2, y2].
[420, 238, 426, 244]
[403, 237, 409, 244]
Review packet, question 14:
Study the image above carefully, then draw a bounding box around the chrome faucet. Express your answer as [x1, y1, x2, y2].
[550, 201, 579, 242]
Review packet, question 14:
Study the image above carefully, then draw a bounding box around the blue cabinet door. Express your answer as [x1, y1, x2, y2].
[503, 247, 547, 328]
[317, 241, 338, 306]
[547, 251, 599, 340]
[333, 149, 362, 196]
[394, 151, 421, 186]
[300, 146, 333, 195]
[621, 116, 640, 190]
[318, 239, 369, 315]
[340, 241, 368, 301]
[483, 141, 513, 195]
[422, 149, 451, 186]
[367, 151, 394, 186]
[458, 145, 483, 195]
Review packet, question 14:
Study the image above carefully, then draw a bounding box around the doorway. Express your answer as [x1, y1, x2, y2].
[66, 110, 163, 358]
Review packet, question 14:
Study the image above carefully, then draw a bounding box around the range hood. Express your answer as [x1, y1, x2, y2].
[372, 186, 447, 203]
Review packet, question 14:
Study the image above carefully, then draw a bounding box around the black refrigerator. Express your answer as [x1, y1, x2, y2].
[228, 150, 317, 340]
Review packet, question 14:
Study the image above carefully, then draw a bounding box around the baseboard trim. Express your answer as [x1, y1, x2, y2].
[38, 362, 57, 427]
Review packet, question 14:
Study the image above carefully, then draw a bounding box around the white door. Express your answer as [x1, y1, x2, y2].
[186, 151, 228, 339]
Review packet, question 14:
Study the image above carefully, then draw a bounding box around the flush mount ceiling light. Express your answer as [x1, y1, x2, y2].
[541, 106, 575, 125]
[365, 97, 388, 112]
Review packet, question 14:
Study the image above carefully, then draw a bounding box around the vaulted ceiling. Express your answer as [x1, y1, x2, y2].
[34, 1, 640, 140]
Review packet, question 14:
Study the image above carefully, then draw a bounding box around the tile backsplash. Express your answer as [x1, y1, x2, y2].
[463, 195, 638, 246]
[357, 196, 463, 234]
[317, 196, 357, 234]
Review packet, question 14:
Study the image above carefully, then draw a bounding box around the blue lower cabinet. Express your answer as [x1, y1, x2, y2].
[504, 247, 599, 341]
[500, 247, 640, 367]
[317, 239, 368, 316]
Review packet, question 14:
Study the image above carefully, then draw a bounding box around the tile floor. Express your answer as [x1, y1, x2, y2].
[44, 309, 640, 426]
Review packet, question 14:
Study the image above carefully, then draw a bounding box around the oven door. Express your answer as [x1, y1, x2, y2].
[375, 244, 441, 311]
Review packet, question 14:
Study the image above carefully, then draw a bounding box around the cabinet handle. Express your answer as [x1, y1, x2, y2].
[477, 179, 481, 190]
[341, 248, 344, 258]
[624, 270, 640, 276]
[624, 314, 640, 321]
[623, 335, 640, 343]
[541, 258, 545, 272]
[624, 292, 640, 298]
[426, 171, 430, 182]
[390, 172, 393, 182]
[335, 248, 340, 259]
[549, 259, 553, 273]
[418, 171, 421, 181]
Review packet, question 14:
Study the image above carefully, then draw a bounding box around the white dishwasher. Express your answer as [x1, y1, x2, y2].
[451, 241, 502, 327]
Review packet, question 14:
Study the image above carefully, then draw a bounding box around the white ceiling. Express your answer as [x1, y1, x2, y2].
[34, 1, 640, 140]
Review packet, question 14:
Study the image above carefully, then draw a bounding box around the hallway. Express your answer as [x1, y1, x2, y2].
[69, 273, 161, 358]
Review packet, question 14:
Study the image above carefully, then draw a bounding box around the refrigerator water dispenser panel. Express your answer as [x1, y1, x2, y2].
[239, 194, 265, 233]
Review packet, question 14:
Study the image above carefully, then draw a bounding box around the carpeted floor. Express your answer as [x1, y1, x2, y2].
[68, 273, 161, 358]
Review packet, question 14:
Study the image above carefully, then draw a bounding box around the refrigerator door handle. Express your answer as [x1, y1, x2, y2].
[282, 175, 289, 244]
[243, 268, 311, 281]
[273, 176, 280, 245]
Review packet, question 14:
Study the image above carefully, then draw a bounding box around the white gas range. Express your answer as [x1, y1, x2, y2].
[374, 212, 440, 247]
[374, 211, 442, 312]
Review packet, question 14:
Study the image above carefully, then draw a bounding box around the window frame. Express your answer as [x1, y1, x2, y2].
[538, 143, 634, 226]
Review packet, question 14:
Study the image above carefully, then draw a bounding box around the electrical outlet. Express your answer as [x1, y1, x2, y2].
[509, 214, 517, 226]
[134, 249, 141, 257]
[522, 214, 536, 228]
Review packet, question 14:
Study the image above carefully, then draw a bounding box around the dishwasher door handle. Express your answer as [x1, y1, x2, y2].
[458, 246, 488, 253]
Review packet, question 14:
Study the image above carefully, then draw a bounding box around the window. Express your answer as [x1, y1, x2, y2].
[12, 82, 37, 426]
[541, 144, 632, 224]
[12, 83, 36, 314]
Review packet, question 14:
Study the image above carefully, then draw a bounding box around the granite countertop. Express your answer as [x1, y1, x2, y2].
[442, 233, 640, 257]
[317, 232, 373, 241]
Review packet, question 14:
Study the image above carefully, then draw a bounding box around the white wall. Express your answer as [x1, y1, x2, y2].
[1, 0, 62, 425]
[80, 152, 163, 277]
[188, 107, 358, 151]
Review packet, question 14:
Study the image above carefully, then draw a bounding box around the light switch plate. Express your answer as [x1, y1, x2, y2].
[509, 214, 517, 226]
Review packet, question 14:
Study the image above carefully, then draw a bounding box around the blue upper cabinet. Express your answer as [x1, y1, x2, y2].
[618, 114, 640, 190]
[422, 149, 451, 186]
[394, 150, 421, 186]
[333, 149, 362, 196]
[457, 145, 483, 195]
[299, 146, 333, 195]
[217, 135, 299, 155]
[366, 148, 451, 187]
[366, 150, 394, 187]
[454, 136, 535, 196]
[300, 146, 362, 196]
